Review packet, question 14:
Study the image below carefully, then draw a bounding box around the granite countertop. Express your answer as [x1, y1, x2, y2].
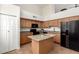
[48, 31, 60, 34]
[28, 34, 56, 41]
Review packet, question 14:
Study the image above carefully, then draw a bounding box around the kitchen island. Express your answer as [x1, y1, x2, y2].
[28, 34, 55, 54]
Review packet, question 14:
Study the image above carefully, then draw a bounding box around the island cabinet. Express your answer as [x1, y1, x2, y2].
[31, 38, 53, 54]
[28, 34, 55, 54]
[20, 32, 33, 45]
[53, 34, 60, 44]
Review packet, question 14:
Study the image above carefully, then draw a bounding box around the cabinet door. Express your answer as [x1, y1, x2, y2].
[40, 22, 43, 28]
[26, 20, 31, 28]
[42, 21, 49, 28]
[20, 32, 27, 45]
[20, 19, 31, 28]
[53, 34, 60, 44]
[0, 15, 9, 53]
[20, 20, 26, 28]
[20, 32, 33, 45]
[57, 20, 61, 27]
[51, 20, 58, 27]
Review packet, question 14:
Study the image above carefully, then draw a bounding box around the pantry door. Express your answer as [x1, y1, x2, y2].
[8, 15, 18, 51]
[0, 14, 10, 53]
[0, 14, 18, 53]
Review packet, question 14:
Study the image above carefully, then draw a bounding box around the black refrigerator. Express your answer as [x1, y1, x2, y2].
[61, 20, 79, 51]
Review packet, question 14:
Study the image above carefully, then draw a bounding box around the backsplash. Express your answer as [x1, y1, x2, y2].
[20, 28, 30, 31]
[43, 27, 60, 32]
[20, 27, 60, 32]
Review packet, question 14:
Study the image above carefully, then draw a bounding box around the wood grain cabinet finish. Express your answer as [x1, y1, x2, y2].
[20, 16, 79, 28]
[20, 18, 31, 28]
[41, 20, 61, 28]
[37, 21, 42, 28]
[20, 32, 33, 45]
[32, 37, 53, 54]
[51, 20, 58, 27]
[42, 21, 49, 28]
[20, 19, 26, 28]
[53, 34, 60, 44]
[60, 16, 79, 22]
[31, 20, 42, 28]
[48, 20, 60, 27]
[20, 18, 42, 28]
[26, 20, 31, 28]
[57, 20, 61, 27]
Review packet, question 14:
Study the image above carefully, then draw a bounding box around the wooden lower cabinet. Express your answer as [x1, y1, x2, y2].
[53, 34, 60, 44]
[20, 32, 33, 45]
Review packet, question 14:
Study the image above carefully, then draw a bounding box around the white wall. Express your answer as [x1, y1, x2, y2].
[17, 4, 42, 16]
[17, 4, 56, 21]
[20, 9, 43, 21]
[17, 4, 44, 21]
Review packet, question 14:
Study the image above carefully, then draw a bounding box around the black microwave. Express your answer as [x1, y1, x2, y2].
[31, 24, 38, 28]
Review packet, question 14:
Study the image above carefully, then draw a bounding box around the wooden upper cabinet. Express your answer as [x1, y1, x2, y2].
[42, 21, 49, 28]
[40, 22, 44, 28]
[61, 18, 70, 22]
[20, 18, 31, 28]
[20, 19, 26, 28]
[20, 16, 79, 28]
[20, 18, 43, 28]
[26, 20, 31, 28]
[31, 20, 41, 28]
[58, 17, 74, 23]
[36, 21, 41, 28]
[57, 20, 62, 27]
[41, 20, 61, 28]
[49, 20, 58, 27]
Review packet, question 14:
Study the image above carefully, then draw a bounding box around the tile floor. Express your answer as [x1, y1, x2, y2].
[5, 43, 79, 54]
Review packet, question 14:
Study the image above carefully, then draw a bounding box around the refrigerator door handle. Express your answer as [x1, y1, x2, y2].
[66, 35, 69, 48]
